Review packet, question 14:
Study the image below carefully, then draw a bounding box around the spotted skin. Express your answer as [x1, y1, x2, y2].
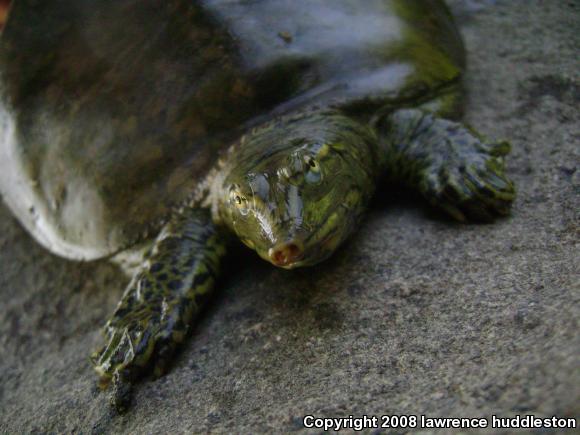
[215, 111, 380, 269]
[0, 0, 517, 410]
[215, 106, 515, 271]
[91, 208, 226, 411]
[375, 109, 515, 221]
[91, 103, 515, 410]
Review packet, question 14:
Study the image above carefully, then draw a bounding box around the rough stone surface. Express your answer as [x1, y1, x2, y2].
[0, 1, 578, 433]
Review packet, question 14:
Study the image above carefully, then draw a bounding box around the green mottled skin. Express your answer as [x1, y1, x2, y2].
[91, 208, 226, 410]
[215, 110, 381, 267]
[0, 0, 515, 411]
[94, 106, 514, 410]
[377, 109, 513, 221]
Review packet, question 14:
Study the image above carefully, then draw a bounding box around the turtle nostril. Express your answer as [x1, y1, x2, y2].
[268, 241, 303, 267]
[271, 249, 287, 266]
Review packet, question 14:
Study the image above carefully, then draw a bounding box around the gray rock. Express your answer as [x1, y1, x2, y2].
[1, 1, 578, 433]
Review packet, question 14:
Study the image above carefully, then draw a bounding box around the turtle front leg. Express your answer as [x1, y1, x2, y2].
[375, 109, 515, 221]
[91, 208, 226, 411]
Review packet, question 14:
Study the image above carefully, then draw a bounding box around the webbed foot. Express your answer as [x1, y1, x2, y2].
[91, 209, 226, 409]
[378, 109, 515, 221]
[417, 135, 515, 222]
[91, 271, 191, 384]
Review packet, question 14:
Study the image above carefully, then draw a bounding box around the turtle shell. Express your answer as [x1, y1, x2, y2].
[0, 0, 464, 260]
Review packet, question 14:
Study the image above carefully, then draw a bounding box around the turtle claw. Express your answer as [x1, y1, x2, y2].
[379, 109, 515, 222]
[91, 340, 134, 413]
[111, 370, 133, 413]
[91, 282, 184, 390]
[486, 139, 511, 158]
[425, 151, 515, 222]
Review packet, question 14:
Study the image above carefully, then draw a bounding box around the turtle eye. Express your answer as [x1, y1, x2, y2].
[304, 156, 322, 183]
[229, 189, 249, 215]
[304, 156, 319, 171]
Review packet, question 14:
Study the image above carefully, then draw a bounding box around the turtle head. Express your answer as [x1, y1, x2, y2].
[217, 112, 378, 269]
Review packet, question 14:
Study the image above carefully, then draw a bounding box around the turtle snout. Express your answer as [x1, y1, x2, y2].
[268, 240, 304, 268]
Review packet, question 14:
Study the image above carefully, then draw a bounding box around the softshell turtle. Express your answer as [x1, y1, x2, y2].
[0, 0, 515, 408]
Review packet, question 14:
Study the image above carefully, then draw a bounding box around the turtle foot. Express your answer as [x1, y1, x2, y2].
[420, 136, 516, 222]
[90, 274, 189, 390]
[419, 137, 515, 222]
[378, 109, 516, 222]
[90, 208, 224, 410]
